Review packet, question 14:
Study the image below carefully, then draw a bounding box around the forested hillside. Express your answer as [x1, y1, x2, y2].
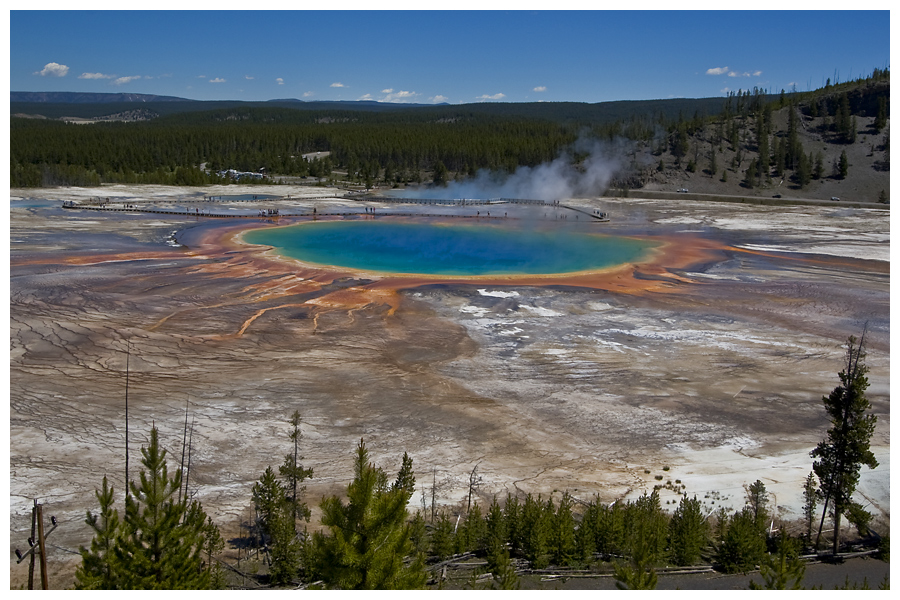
[10, 69, 889, 199]
[635, 69, 890, 203]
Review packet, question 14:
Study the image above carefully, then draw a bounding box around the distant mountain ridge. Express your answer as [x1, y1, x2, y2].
[12, 91, 450, 108]
[11, 91, 193, 103]
[12, 91, 735, 123]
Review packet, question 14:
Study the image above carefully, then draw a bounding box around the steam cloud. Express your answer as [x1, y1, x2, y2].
[417, 138, 626, 201]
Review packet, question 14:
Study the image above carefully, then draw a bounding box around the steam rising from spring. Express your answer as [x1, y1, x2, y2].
[417, 138, 627, 201]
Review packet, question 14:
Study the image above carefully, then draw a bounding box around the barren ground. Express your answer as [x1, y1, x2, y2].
[8, 184, 890, 589]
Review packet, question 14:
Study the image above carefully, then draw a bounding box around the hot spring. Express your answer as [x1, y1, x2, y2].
[243, 221, 656, 277]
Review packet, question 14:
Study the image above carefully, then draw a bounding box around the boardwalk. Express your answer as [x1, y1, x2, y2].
[61, 196, 610, 222]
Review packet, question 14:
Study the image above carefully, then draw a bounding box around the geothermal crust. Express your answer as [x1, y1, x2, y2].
[8, 184, 890, 587]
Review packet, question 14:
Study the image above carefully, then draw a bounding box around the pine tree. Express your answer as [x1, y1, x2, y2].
[613, 527, 658, 590]
[456, 503, 485, 554]
[575, 500, 598, 561]
[252, 467, 301, 584]
[787, 104, 802, 170]
[717, 507, 766, 573]
[746, 479, 770, 534]
[836, 94, 852, 142]
[431, 160, 448, 186]
[75, 476, 122, 589]
[403, 511, 425, 557]
[252, 467, 286, 539]
[671, 126, 690, 164]
[668, 495, 709, 566]
[795, 150, 811, 188]
[520, 493, 550, 568]
[625, 491, 668, 562]
[549, 492, 576, 566]
[811, 334, 878, 555]
[503, 493, 522, 553]
[113, 428, 212, 589]
[749, 529, 806, 589]
[203, 516, 227, 589]
[430, 510, 456, 561]
[487, 544, 519, 589]
[310, 439, 426, 589]
[845, 500, 873, 537]
[266, 508, 302, 584]
[712, 507, 730, 547]
[744, 160, 757, 188]
[594, 500, 626, 556]
[279, 411, 313, 526]
[773, 137, 786, 178]
[756, 114, 769, 184]
[838, 150, 849, 179]
[874, 97, 888, 132]
[802, 472, 818, 545]
[483, 496, 508, 554]
[813, 151, 824, 180]
[392, 451, 415, 500]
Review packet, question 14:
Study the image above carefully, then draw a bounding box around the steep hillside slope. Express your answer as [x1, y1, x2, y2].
[631, 82, 889, 204]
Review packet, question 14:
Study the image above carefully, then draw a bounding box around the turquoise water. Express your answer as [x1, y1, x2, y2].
[11, 199, 59, 208]
[243, 221, 655, 276]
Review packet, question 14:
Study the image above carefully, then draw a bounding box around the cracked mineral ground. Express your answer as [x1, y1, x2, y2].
[8, 185, 890, 588]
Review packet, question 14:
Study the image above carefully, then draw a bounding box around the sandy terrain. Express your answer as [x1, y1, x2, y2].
[8, 184, 889, 588]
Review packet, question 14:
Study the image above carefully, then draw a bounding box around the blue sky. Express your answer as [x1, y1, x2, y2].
[9, 8, 891, 104]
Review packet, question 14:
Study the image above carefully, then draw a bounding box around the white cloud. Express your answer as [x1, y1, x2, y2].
[381, 90, 418, 103]
[533, 86, 547, 92]
[431, 94, 449, 103]
[35, 62, 69, 77]
[720, 87, 732, 94]
[752, 70, 762, 76]
[245, 75, 254, 80]
[209, 77, 226, 83]
[303, 91, 314, 97]
[728, 71, 754, 78]
[112, 75, 142, 86]
[358, 93, 374, 101]
[79, 72, 113, 79]
[276, 78, 284, 85]
[382, 88, 393, 93]
[476, 93, 506, 101]
[197, 75, 206, 79]
[706, 66, 728, 75]
[330, 82, 345, 88]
